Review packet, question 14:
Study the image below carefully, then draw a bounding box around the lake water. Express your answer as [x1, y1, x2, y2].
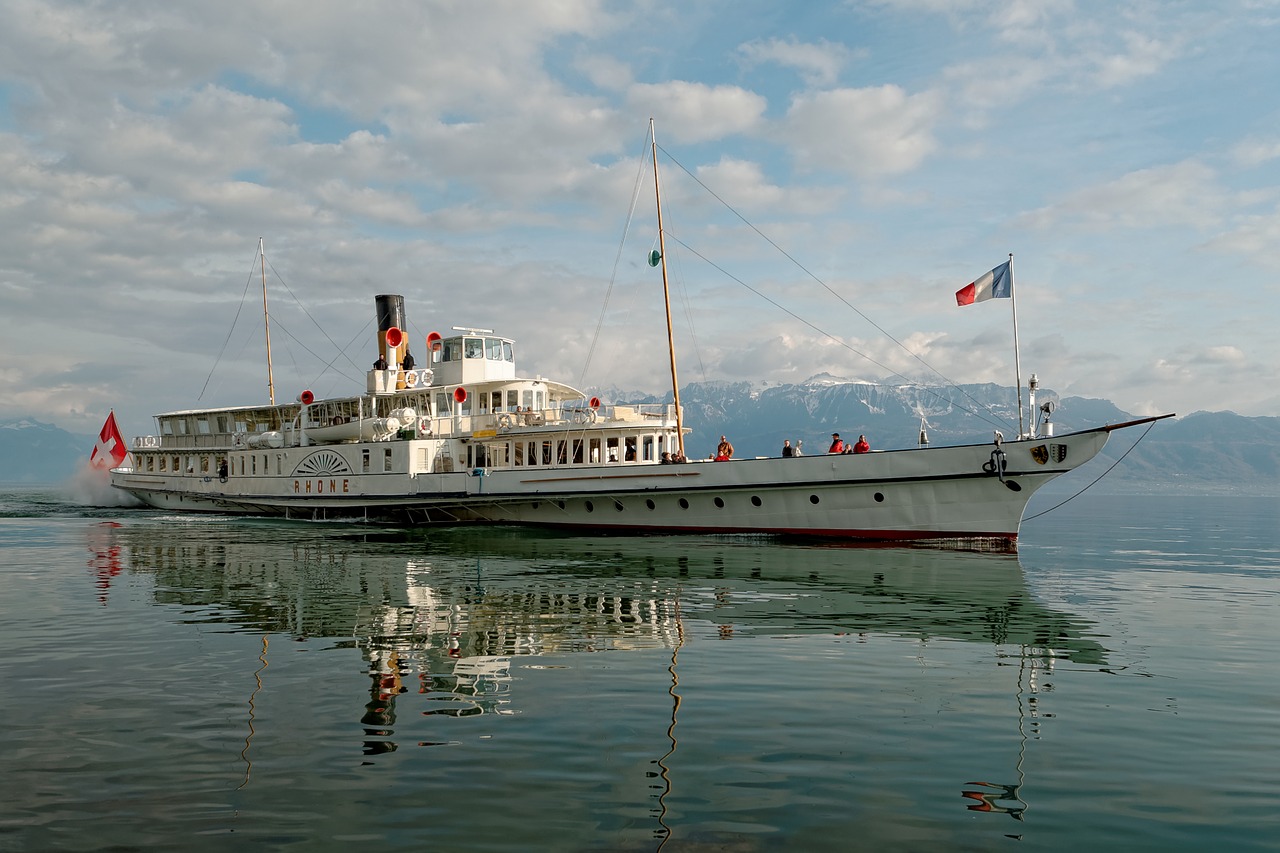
[1, 487, 1277, 852]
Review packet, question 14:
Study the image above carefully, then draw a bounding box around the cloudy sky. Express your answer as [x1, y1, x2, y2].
[3, 0, 1279, 439]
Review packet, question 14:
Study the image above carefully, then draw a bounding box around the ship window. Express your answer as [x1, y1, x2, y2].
[251, 455, 257, 475]
[200, 456, 210, 474]
[436, 393, 450, 416]
[522, 390, 533, 410]
[486, 338, 503, 360]
[477, 394, 489, 415]
[176, 420, 188, 435]
[159, 456, 167, 472]
[606, 437, 619, 462]
[556, 441, 567, 465]
[217, 416, 229, 433]
[362, 449, 370, 473]
[503, 341, 513, 362]
[589, 437, 601, 463]
[475, 445, 488, 467]
[572, 439, 583, 463]
[442, 341, 461, 362]
[384, 449, 393, 472]
[643, 436, 654, 461]
[535, 390, 545, 410]
[714, 497, 725, 508]
[514, 442, 524, 466]
[491, 391, 502, 412]
[197, 419, 210, 435]
[506, 390, 518, 410]
[161, 421, 173, 436]
[541, 441, 552, 465]
[464, 338, 483, 359]
[172, 456, 181, 471]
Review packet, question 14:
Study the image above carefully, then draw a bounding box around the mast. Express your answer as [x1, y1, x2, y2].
[650, 119, 686, 458]
[260, 237, 276, 406]
[1008, 253, 1023, 437]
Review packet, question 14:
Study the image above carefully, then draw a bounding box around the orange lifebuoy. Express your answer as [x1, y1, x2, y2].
[453, 386, 467, 403]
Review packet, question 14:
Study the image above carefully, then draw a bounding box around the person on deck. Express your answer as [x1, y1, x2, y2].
[781, 439, 794, 457]
[853, 435, 870, 454]
[402, 351, 415, 370]
[828, 433, 844, 454]
[373, 355, 388, 370]
[715, 435, 734, 461]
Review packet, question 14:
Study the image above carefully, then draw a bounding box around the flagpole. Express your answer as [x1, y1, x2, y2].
[1009, 253, 1024, 437]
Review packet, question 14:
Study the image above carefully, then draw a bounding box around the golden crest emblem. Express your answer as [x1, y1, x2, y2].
[1030, 445, 1048, 465]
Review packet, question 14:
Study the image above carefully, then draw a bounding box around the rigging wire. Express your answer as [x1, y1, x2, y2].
[1022, 421, 1159, 522]
[662, 232, 1008, 429]
[198, 244, 263, 401]
[656, 143, 1016, 430]
[578, 133, 652, 389]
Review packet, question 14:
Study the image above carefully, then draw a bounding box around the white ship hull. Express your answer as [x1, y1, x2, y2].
[111, 425, 1122, 544]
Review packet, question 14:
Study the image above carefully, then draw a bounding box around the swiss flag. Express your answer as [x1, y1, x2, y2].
[89, 411, 129, 470]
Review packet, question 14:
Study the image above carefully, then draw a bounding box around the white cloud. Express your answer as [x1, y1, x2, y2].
[776, 86, 941, 178]
[1017, 161, 1227, 231]
[737, 37, 857, 88]
[626, 82, 766, 144]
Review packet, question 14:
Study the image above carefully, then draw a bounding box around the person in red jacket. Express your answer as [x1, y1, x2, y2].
[853, 434, 870, 454]
[828, 433, 844, 453]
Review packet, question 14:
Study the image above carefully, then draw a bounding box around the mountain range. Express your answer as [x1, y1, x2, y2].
[3, 378, 1277, 492]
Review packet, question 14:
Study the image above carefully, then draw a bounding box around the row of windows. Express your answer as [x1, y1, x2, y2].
[437, 337, 514, 364]
[138, 448, 397, 476]
[536, 491, 888, 513]
[469, 434, 662, 468]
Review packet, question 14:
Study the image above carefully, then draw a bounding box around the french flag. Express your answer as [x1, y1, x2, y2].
[955, 260, 1012, 306]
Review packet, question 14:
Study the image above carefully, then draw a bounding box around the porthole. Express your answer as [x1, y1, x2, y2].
[556, 500, 566, 510]
[585, 500, 594, 513]
[810, 494, 820, 504]
[714, 497, 725, 508]
[646, 499, 656, 510]
[873, 492, 884, 503]
[531, 501, 541, 509]
[1005, 480, 1022, 492]
[751, 495, 762, 507]
[614, 500, 624, 512]
[678, 498, 689, 510]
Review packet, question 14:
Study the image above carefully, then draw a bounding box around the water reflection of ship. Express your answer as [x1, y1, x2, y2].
[93, 521, 1104, 807]
[95, 520, 1107, 671]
